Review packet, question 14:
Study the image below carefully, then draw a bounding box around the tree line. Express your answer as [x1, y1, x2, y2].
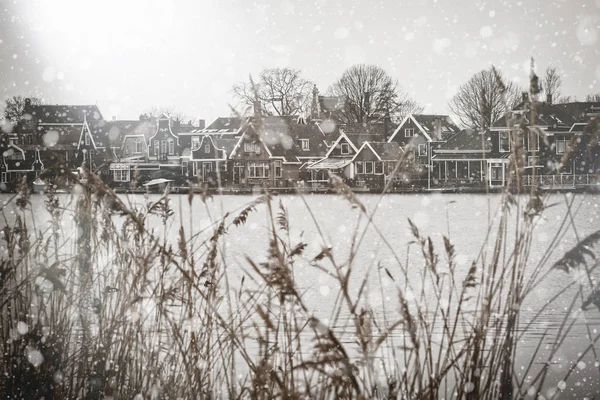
[3, 64, 599, 131]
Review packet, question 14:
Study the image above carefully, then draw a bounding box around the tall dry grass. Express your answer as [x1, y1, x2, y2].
[1, 65, 600, 399]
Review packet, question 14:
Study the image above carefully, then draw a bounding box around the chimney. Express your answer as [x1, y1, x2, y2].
[112, 116, 116, 121]
[253, 100, 262, 117]
[198, 119, 205, 129]
[384, 114, 391, 141]
[546, 93, 553, 105]
[434, 118, 442, 141]
[522, 91, 529, 105]
[311, 84, 320, 119]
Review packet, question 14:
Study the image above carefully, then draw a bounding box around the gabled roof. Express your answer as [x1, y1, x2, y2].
[412, 114, 460, 136]
[25, 105, 103, 125]
[388, 114, 459, 142]
[324, 131, 359, 158]
[367, 142, 403, 160]
[434, 130, 492, 153]
[105, 120, 155, 146]
[555, 102, 600, 121]
[206, 117, 243, 132]
[492, 102, 576, 129]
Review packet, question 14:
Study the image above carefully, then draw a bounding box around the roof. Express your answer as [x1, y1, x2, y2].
[246, 116, 329, 162]
[306, 158, 352, 170]
[367, 142, 403, 160]
[492, 102, 576, 129]
[412, 114, 460, 136]
[213, 137, 238, 157]
[24, 105, 103, 126]
[201, 117, 243, 133]
[555, 102, 600, 120]
[435, 130, 492, 153]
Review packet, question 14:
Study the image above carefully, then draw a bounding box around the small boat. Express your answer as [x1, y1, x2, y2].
[33, 178, 47, 194]
[142, 178, 175, 193]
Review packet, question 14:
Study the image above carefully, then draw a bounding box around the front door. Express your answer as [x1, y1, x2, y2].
[202, 162, 212, 181]
[488, 160, 506, 188]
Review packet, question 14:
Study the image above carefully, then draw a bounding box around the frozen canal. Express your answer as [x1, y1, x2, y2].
[3, 191, 600, 397]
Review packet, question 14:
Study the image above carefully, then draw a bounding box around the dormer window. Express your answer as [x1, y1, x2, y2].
[244, 142, 260, 153]
[134, 138, 143, 154]
[405, 128, 415, 137]
[84, 134, 90, 146]
[301, 139, 309, 151]
[205, 144, 210, 153]
[340, 142, 350, 154]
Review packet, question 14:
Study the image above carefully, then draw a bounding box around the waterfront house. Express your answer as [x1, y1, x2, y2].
[431, 95, 600, 190]
[1, 100, 118, 190]
[305, 121, 388, 187]
[387, 114, 460, 187]
[230, 115, 329, 188]
[351, 141, 403, 190]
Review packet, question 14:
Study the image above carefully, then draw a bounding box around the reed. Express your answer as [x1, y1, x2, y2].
[1, 68, 599, 399]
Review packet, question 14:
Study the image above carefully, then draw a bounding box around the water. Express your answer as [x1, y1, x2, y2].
[3, 191, 600, 396]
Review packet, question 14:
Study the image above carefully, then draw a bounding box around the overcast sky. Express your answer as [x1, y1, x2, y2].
[1, 0, 599, 123]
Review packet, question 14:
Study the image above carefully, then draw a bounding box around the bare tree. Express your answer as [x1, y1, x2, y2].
[232, 68, 313, 116]
[542, 67, 562, 102]
[3, 96, 42, 126]
[328, 64, 422, 124]
[585, 93, 600, 102]
[448, 67, 522, 129]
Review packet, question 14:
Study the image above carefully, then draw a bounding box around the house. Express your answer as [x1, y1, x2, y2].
[107, 119, 157, 187]
[187, 135, 237, 186]
[387, 114, 460, 187]
[1, 100, 118, 190]
[431, 130, 495, 188]
[487, 94, 599, 189]
[351, 142, 403, 191]
[229, 116, 329, 188]
[305, 121, 389, 187]
[177, 117, 241, 185]
[432, 95, 600, 190]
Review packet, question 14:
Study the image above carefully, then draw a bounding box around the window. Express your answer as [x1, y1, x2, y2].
[341, 142, 350, 154]
[301, 139, 309, 151]
[559, 160, 573, 174]
[374, 161, 384, 175]
[113, 169, 130, 182]
[490, 164, 503, 180]
[205, 144, 210, 153]
[1, 172, 6, 183]
[274, 160, 282, 178]
[555, 137, 567, 154]
[154, 140, 159, 155]
[161, 140, 167, 155]
[134, 138, 143, 154]
[527, 156, 542, 166]
[84, 134, 90, 146]
[527, 133, 539, 151]
[244, 142, 261, 153]
[499, 132, 510, 152]
[191, 136, 200, 150]
[248, 162, 269, 178]
[168, 139, 175, 155]
[6, 149, 24, 160]
[418, 143, 427, 156]
[405, 128, 415, 137]
[355, 161, 364, 174]
[365, 161, 374, 174]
